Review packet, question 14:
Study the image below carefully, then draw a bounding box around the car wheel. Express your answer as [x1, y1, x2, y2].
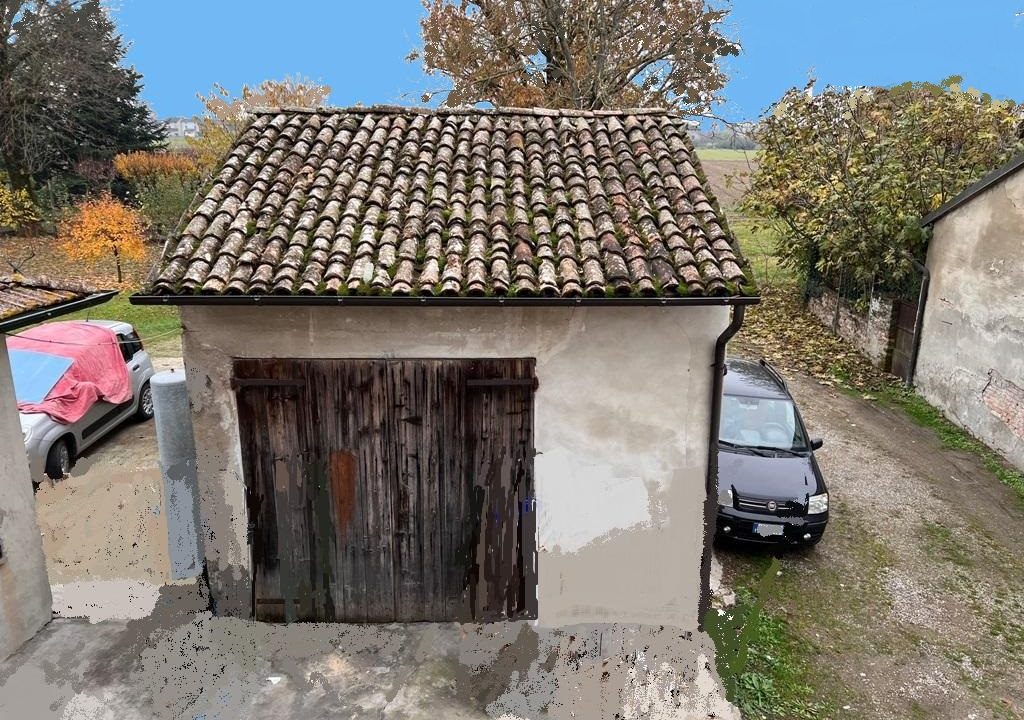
[45, 439, 73, 480]
[135, 381, 154, 421]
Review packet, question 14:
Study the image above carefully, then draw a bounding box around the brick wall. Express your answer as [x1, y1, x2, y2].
[983, 371, 1024, 443]
[806, 288, 898, 370]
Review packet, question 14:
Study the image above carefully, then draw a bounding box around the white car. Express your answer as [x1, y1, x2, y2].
[13, 320, 156, 483]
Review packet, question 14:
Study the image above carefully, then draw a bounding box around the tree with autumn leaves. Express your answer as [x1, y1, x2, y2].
[414, 0, 739, 114]
[59, 194, 147, 284]
[743, 79, 1023, 299]
[188, 77, 331, 172]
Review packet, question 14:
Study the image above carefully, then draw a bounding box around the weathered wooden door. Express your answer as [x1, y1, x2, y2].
[234, 358, 537, 623]
[891, 299, 919, 382]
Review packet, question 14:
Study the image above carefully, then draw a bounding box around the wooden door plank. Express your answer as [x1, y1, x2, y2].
[333, 362, 362, 622]
[443, 361, 471, 620]
[367, 360, 397, 621]
[463, 358, 537, 622]
[345, 361, 371, 622]
[391, 361, 420, 620]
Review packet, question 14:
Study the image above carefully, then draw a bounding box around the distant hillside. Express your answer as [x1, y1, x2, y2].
[690, 124, 757, 151]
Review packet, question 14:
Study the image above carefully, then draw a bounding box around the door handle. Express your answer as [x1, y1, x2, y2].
[131, 365, 140, 371]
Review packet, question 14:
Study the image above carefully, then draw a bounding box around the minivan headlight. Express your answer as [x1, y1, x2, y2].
[718, 485, 734, 507]
[808, 493, 829, 514]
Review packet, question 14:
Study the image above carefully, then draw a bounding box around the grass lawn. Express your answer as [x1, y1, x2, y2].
[61, 293, 182, 357]
[731, 218, 795, 288]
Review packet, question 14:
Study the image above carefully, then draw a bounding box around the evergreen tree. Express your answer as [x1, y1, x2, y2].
[0, 0, 164, 200]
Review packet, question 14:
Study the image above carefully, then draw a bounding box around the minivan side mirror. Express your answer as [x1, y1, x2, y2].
[810, 438, 824, 451]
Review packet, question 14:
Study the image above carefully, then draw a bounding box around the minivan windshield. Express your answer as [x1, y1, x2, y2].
[720, 393, 809, 452]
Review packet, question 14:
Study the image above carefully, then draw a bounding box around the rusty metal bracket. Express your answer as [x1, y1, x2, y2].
[465, 377, 539, 390]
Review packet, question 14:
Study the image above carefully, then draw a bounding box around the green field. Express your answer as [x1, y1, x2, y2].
[694, 148, 758, 162]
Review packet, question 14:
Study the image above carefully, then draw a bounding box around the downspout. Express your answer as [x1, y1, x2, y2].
[905, 254, 931, 387]
[698, 305, 747, 629]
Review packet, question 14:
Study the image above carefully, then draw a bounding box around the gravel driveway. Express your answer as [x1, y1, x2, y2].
[718, 365, 1024, 719]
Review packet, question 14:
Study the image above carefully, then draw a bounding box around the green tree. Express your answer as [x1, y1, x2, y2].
[743, 78, 1023, 297]
[0, 0, 164, 200]
[413, 0, 739, 113]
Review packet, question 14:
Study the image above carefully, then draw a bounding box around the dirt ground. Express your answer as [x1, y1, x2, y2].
[28, 344, 1024, 718]
[34, 357, 181, 619]
[699, 156, 757, 210]
[719, 352, 1024, 719]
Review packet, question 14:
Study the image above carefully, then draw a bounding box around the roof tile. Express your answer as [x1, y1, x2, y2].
[147, 107, 751, 299]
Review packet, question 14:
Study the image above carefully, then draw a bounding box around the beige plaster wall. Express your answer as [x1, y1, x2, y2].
[917, 169, 1024, 472]
[180, 305, 727, 630]
[0, 341, 53, 661]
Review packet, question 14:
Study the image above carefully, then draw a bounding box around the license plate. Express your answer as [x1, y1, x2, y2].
[753, 523, 784, 537]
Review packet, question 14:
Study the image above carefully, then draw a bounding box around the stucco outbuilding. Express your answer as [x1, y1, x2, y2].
[133, 107, 756, 639]
[917, 153, 1024, 471]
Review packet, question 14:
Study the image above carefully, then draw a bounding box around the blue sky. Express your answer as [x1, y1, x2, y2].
[115, 1, 1024, 123]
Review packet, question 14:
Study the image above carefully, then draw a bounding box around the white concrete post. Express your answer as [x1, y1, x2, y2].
[152, 369, 203, 580]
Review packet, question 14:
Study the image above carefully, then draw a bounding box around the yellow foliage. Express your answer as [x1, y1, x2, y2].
[0, 184, 40, 229]
[59, 193, 148, 283]
[114, 151, 201, 185]
[188, 77, 331, 172]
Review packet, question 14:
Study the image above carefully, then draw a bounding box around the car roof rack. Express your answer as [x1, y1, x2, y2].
[758, 358, 789, 391]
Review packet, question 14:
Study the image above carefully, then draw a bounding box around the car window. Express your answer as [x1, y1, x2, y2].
[9, 349, 74, 403]
[118, 332, 143, 361]
[720, 394, 809, 451]
[117, 334, 133, 362]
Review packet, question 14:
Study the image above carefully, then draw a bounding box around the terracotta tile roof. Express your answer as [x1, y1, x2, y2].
[0, 275, 104, 323]
[147, 106, 752, 300]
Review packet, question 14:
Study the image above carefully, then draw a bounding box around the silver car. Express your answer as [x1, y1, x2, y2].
[16, 320, 156, 483]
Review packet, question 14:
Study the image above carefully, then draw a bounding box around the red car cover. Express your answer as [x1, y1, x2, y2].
[10, 322, 132, 425]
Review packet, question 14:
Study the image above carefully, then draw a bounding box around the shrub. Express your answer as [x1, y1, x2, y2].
[114, 151, 203, 237]
[59, 193, 147, 284]
[114, 150, 201, 184]
[0, 184, 41, 231]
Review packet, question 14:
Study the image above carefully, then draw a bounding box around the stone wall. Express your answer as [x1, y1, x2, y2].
[807, 288, 898, 369]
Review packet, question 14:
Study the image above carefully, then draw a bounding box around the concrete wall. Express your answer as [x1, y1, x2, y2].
[807, 287, 897, 369]
[916, 168, 1024, 471]
[0, 341, 52, 661]
[180, 305, 727, 630]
